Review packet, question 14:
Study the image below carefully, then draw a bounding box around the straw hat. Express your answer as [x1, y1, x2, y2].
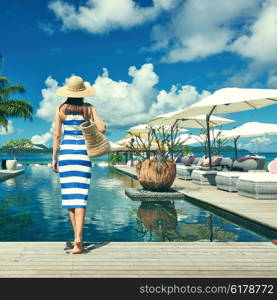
[56, 75, 96, 98]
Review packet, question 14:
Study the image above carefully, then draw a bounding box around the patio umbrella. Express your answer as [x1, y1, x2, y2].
[116, 137, 160, 151]
[146, 112, 234, 163]
[167, 88, 277, 166]
[109, 141, 125, 151]
[128, 124, 188, 133]
[175, 134, 207, 145]
[215, 122, 277, 158]
[146, 113, 234, 128]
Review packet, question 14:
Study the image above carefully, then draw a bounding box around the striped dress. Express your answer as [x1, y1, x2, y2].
[58, 113, 92, 209]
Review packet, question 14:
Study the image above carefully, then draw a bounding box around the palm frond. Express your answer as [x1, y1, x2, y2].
[0, 84, 25, 99]
[0, 77, 9, 89]
[0, 113, 8, 131]
[0, 99, 33, 120]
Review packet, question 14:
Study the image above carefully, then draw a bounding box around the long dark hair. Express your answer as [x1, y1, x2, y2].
[59, 97, 91, 115]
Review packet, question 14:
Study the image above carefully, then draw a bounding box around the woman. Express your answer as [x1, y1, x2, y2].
[52, 75, 106, 254]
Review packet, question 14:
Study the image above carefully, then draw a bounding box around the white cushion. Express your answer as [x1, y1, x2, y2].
[216, 172, 243, 178]
[239, 173, 277, 182]
[193, 170, 218, 175]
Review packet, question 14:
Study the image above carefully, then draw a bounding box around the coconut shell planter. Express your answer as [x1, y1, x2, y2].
[136, 159, 176, 192]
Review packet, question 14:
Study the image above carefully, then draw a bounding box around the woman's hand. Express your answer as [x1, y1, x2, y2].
[52, 158, 58, 173]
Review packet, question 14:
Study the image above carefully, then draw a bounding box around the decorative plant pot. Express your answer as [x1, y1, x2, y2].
[6, 159, 17, 170]
[136, 159, 176, 191]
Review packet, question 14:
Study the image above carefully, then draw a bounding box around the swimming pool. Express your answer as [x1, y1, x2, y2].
[0, 165, 269, 242]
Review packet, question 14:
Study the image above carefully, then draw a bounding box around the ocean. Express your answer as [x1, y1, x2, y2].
[0, 152, 276, 168]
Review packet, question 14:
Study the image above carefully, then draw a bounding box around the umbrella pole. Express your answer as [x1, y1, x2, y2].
[234, 136, 240, 159]
[206, 107, 216, 169]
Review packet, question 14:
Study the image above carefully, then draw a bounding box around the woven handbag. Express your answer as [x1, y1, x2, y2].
[80, 106, 111, 158]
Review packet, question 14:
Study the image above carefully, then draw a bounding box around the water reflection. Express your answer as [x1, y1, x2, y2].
[0, 194, 32, 240]
[137, 201, 238, 242]
[0, 165, 268, 242]
[108, 168, 141, 188]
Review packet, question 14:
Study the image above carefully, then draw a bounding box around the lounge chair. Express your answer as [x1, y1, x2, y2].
[214, 156, 266, 192]
[215, 171, 244, 192]
[237, 173, 277, 199]
[176, 156, 205, 180]
[177, 156, 233, 181]
[235, 157, 277, 199]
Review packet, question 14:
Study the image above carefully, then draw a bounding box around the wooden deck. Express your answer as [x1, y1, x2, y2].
[0, 242, 276, 278]
[113, 166, 277, 237]
[0, 169, 24, 182]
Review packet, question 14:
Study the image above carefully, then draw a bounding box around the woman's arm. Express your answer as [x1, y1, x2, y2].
[91, 105, 106, 134]
[52, 109, 62, 172]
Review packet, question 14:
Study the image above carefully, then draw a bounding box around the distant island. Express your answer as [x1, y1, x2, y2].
[188, 145, 250, 154]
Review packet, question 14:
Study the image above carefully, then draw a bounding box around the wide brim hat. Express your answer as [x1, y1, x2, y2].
[56, 75, 96, 98]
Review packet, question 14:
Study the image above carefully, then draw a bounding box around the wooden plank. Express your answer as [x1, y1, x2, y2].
[0, 242, 276, 278]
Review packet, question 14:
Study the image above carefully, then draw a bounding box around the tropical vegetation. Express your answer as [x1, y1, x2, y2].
[0, 55, 33, 132]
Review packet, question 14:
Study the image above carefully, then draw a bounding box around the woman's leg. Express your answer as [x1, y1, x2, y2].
[71, 208, 86, 254]
[68, 209, 77, 241]
[74, 208, 86, 242]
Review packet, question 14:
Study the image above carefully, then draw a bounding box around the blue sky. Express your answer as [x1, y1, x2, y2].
[1, 0, 277, 151]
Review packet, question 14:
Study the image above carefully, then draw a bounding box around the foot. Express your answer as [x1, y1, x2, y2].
[71, 241, 83, 254]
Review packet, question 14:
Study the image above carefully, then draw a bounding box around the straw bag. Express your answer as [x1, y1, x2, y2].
[80, 106, 111, 158]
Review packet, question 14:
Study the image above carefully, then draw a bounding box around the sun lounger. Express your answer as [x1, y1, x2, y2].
[177, 156, 233, 181]
[191, 169, 218, 185]
[237, 173, 277, 199]
[215, 171, 243, 192]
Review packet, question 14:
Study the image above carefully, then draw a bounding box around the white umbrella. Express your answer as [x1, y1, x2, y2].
[109, 141, 125, 151]
[128, 124, 188, 133]
[175, 134, 207, 145]
[116, 137, 160, 151]
[214, 122, 277, 158]
[146, 113, 234, 128]
[169, 88, 277, 166]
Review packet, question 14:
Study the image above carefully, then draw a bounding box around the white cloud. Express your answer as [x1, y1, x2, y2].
[226, 0, 277, 86]
[36, 76, 65, 122]
[36, 63, 209, 132]
[49, 0, 179, 34]
[239, 135, 274, 152]
[31, 123, 55, 146]
[0, 120, 15, 135]
[150, 0, 261, 63]
[231, 0, 277, 65]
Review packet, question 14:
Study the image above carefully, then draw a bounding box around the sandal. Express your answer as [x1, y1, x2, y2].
[71, 241, 83, 254]
[64, 241, 75, 250]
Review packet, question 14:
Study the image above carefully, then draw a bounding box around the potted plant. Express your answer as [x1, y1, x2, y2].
[108, 153, 123, 165]
[3, 139, 34, 169]
[127, 125, 191, 191]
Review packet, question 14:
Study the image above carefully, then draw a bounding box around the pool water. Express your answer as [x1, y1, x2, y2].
[0, 165, 269, 242]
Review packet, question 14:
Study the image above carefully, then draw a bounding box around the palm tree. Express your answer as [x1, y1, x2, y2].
[0, 56, 33, 132]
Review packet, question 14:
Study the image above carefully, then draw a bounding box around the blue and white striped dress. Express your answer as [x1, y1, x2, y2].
[58, 113, 92, 209]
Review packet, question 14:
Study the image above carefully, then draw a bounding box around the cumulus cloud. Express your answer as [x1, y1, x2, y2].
[36, 63, 209, 131]
[48, 0, 179, 34]
[36, 76, 65, 122]
[31, 122, 55, 146]
[239, 135, 274, 152]
[0, 120, 15, 135]
[150, 0, 261, 63]
[226, 0, 277, 86]
[231, 0, 277, 65]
